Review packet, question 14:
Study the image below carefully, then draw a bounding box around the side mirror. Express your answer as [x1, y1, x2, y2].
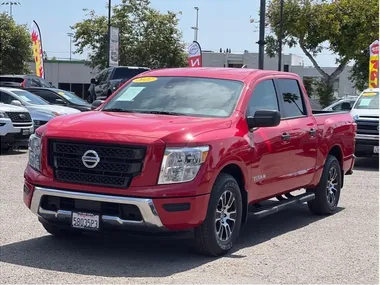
[90, 78, 97, 84]
[91, 100, 104, 110]
[10, 100, 23, 107]
[55, 98, 66, 105]
[341, 102, 352, 111]
[246, 110, 281, 129]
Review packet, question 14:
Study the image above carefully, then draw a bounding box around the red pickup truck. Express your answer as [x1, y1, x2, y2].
[23, 68, 356, 256]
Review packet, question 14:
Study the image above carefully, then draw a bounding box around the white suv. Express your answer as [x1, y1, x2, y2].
[0, 103, 34, 151]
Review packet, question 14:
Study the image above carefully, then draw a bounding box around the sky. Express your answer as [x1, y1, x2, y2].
[3, 0, 339, 67]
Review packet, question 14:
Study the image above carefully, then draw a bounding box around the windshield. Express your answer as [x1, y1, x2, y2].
[102, 76, 244, 118]
[12, 90, 49, 105]
[56, 90, 89, 105]
[353, 91, 379, 110]
[113, 68, 149, 80]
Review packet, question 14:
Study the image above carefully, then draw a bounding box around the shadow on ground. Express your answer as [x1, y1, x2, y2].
[0, 148, 27, 156]
[0, 205, 343, 277]
[354, 157, 379, 172]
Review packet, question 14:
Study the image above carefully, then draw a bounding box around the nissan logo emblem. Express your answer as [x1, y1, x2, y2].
[82, 150, 100, 168]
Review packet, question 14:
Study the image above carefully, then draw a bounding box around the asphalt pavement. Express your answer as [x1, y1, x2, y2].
[0, 151, 378, 284]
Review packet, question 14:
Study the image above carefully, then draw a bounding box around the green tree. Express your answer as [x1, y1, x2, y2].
[0, 13, 32, 74]
[303, 77, 315, 98]
[71, 0, 187, 69]
[264, 0, 378, 106]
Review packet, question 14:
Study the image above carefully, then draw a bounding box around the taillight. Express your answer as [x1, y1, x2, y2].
[20, 79, 26, 87]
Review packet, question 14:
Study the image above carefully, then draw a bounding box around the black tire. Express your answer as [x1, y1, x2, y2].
[194, 173, 243, 257]
[307, 155, 342, 215]
[41, 221, 81, 238]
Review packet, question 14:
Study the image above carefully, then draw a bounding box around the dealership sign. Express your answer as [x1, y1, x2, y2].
[369, 40, 379, 88]
[187, 41, 202, 67]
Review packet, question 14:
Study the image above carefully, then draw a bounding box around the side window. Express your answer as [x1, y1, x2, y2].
[105, 68, 113, 81]
[0, 91, 15, 104]
[30, 78, 40, 87]
[247, 80, 279, 116]
[98, 69, 109, 82]
[332, 102, 342, 111]
[32, 90, 57, 103]
[277, 79, 306, 118]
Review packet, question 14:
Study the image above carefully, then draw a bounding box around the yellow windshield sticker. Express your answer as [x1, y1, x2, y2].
[363, 92, 377, 96]
[57, 91, 65, 95]
[132, 77, 157, 83]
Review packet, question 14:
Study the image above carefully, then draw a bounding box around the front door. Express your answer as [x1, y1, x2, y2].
[245, 78, 293, 201]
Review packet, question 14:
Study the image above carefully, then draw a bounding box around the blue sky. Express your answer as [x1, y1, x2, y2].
[3, 0, 337, 67]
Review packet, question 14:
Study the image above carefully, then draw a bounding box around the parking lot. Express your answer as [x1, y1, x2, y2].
[0, 151, 378, 284]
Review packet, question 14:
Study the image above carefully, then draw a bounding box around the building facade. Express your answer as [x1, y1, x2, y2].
[28, 51, 358, 99]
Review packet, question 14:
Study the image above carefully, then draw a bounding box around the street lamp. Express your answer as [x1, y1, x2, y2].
[107, 0, 111, 67]
[1, 1, 21, 18]
[191, 7, 199, 42]
[67, 32, 73, 61]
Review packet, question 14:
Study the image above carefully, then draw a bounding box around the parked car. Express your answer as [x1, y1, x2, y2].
[0, 103, 34, 151]
[323, 98, 357, 111]
[350, 88, 379, 157]
[23, 68, 356, 257]
[0, 87, 80, 130]
[24, 88, 91, 112]
[89, 66, 150, 101]
[0, 74, 55, 88]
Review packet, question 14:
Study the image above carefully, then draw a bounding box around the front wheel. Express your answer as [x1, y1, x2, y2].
[307, 155, 342, 215]
[194, 173, 243, 256]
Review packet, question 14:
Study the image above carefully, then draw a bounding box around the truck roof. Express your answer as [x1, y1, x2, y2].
[143, 67, 296, 81]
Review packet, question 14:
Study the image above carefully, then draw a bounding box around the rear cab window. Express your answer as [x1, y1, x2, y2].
[276, 78, 307, 118]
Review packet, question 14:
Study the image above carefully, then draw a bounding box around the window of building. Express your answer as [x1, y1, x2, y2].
[247, 80, 279, 116]
[277, 79, 306, 118]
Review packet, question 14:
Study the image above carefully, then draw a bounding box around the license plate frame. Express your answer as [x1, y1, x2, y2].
[71, 212, 100, 231]
[374, 146, 379, 154]
[21, 129, 30, 135]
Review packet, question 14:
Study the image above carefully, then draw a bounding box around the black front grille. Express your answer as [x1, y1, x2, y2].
[41, 195, 143, 221]
[6, 112, 31, 122]
[49, 140, 146, 188]
[356, 119, 379, 135]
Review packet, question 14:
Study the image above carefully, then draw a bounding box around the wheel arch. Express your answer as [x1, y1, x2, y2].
[327, 144, 344, 187]
[219, 163, 248, 225]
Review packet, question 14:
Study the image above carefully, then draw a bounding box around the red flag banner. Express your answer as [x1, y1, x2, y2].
[369, 40, 379, 88]
[31, 20, 45, 79]
[187, 41, 202, 67]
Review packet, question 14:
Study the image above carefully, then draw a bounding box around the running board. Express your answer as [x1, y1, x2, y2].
[250, 192, 315, 219]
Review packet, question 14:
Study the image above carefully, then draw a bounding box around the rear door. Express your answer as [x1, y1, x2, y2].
[246, 78, 293, 200]
[275, 78, 318, 188]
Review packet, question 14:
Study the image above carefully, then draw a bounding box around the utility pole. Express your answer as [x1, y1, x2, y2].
[67, 32, 73, 61]
[277, 0, 284, 71]
[1, 1, 21, 18]
[257, 0, 266, 70]
[107, 0, 111, 67]
[191, 7, 199, 42]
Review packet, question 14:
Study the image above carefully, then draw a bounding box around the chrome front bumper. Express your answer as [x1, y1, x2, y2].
[30, 187, 165, 230]
[355, 134, 379, 141]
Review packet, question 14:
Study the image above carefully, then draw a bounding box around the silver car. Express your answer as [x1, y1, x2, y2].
[0, 87, 80, 129]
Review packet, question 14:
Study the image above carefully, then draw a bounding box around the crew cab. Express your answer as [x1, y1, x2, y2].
[23, 68, 356, 256]
[350, 88, 379, 157]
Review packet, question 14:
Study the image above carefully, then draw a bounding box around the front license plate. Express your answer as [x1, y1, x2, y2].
[22, 129, 30, 135]
[72, 212, 100, 231]
[374, 146, 379, 153]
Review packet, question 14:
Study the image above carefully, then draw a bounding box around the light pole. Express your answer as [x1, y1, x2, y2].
[67, 32, 73, 61]
[107, 0, 111, 67]
[277, 0, 284, 71]
[1, 1, 21, 18]
[257, 0, 266, 70]
[191, 7, 199, 42]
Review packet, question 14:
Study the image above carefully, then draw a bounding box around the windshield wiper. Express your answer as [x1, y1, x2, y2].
[102, 108, 135, 113]
[138, 110, 186, 116]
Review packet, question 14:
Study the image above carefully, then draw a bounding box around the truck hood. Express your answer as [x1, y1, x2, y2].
[0, 103, 28, 112]
[44, 111, 232, 144]
[350, 108, 379, 119]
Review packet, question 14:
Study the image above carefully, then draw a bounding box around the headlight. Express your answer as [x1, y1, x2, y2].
[28, 134, 42, 171]
[158, 146, 209, 184]
[0, 111, 9, 118]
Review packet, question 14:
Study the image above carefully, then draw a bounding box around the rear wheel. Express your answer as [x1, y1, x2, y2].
[194, 173, 242, 256]
[307, 155, 342, 215]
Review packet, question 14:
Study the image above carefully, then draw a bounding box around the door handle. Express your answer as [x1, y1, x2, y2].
[309, 128, 317, 136]
[281, 132, 291, 141]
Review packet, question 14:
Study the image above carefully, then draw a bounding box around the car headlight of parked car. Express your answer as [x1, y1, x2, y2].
[158, 146, 209, 184]
[28, 133, 42, 171]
